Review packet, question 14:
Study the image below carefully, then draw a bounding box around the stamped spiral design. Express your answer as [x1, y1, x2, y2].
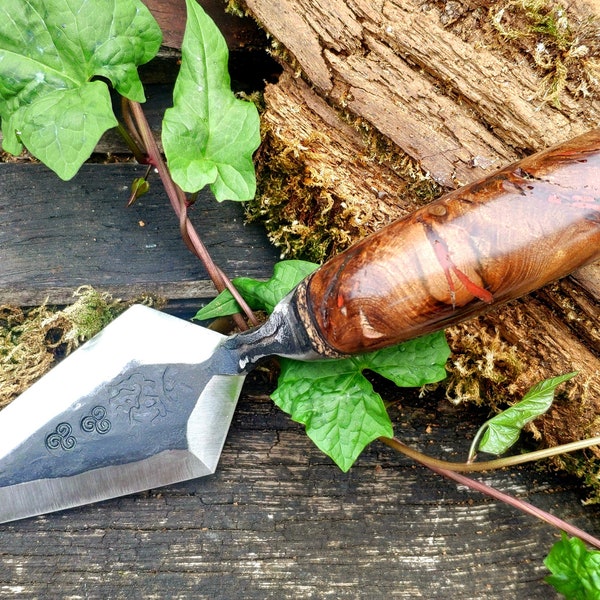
[80, 406, 111, 434]
[45, 423, 77, 451]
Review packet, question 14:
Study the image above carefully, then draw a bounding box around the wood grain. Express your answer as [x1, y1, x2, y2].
[0, 163, 278, 306]
[0, 380, 599, 599]
[243, 0, 600, 187]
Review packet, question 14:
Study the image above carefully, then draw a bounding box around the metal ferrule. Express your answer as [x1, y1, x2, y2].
[213, 280, 344, 375]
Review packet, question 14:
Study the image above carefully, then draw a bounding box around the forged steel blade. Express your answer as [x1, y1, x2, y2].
[0, 305, 245, 523]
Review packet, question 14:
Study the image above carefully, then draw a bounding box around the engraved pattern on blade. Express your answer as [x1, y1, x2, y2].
[0, 363, 210, 487]
[80, 406, 111, 435]
[45, 423, 77, 452]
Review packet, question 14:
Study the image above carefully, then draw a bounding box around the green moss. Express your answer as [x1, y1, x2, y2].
[224, 0, 246, 19]
[247, 113, 441, 263]
[490, 0, 600, 106]
[247, 124, 359, 263]
[351, 116, 442, 204]
[552, 453, 600, 504]
[444, 321, 524, 408]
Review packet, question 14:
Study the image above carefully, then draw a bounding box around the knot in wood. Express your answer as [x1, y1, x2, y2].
[427, 204, 448, 217]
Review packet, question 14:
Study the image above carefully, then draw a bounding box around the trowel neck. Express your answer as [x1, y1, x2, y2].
[214, 286, 327, 375]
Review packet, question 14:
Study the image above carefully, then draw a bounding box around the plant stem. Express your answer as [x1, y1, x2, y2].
[120, 97, 146, 155]
[380, 435, 600, 472]
[427, 462, 600, 549]
[380, 436, 600, 549]
[116, 119, 147, 165]
[124, 100, 260, 329]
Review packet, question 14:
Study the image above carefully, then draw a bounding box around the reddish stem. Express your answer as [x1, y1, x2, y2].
[380, 436, 600, 549]
[429, 463, 600, 549]
[124, 100, 259, 329]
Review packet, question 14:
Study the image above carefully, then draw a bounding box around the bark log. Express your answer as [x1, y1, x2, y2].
[239, 0, 600, 492]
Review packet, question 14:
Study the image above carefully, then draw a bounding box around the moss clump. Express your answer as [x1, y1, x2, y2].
[444, 321, 524, 408]
[490, 0, 600, 106]
[0, 287, 164, 408]
[247, 128, 351, 263]
[247, 112, 441, 263]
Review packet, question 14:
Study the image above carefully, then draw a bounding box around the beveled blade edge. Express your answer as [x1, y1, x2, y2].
[187, 373, 246, 472]
[0, 305, 226, 460]
[0, 448, 212, 524]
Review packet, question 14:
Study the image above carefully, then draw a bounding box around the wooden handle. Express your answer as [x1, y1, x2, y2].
[294, 129, 600, 357]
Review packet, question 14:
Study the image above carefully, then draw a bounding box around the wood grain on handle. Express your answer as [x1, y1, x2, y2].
[295, 129, 600, 357]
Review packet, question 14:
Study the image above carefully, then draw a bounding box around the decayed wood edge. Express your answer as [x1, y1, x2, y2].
[498, 295, 600, 457]
[573, 262, 600, 299]
[242, 0, 600, 187]
[252, 69, 433, 258]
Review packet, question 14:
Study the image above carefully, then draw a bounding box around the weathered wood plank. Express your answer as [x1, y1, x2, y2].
[0, 381, 598, 599]
[0, 163, 278, 306]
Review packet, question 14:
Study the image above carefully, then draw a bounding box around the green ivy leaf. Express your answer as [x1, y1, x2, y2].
[474, 371, 577, 457]
[362, 331, 450, 388]
[273, 358, 393, 472]
[273, 332, 449, 472]
[0, 0, 162, 180]
[544, 534, 600, 599]
[194, 260, 319, 320]
[162, 0, 261, 201]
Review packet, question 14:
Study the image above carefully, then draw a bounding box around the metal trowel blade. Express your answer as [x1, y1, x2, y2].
[0, 304, 245, 523]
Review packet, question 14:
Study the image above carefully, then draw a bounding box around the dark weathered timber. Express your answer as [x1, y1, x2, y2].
[0, 379, 599, 599]
[0, 162, 278, 305]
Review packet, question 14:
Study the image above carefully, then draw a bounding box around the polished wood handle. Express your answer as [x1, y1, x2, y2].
[294, 129, 600, 357]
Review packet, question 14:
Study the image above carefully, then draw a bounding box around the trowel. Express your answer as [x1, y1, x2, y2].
[1, 129, 599, 523]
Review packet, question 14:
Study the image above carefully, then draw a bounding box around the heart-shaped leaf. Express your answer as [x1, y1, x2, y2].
[472, 371, 578, 457]
[162, 0, 261, 201]
[273, 331, 449, 472]
[194, 260, 319, 320]
[195, 258, 450, 471]
[0, 0, 162, 179]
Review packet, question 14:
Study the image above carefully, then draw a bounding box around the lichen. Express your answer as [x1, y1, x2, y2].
[0, 287, 164, 408]
[489, 0, 600, 106]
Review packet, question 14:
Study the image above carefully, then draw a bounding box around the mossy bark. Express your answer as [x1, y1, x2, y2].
[239, 0, 600, 497]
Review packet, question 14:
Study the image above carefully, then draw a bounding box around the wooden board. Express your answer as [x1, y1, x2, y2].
[0, 162, 278, 306]
[0, 376, 599, 599]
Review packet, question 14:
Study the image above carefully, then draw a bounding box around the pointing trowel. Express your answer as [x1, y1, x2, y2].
[1, 129, 599, 523]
